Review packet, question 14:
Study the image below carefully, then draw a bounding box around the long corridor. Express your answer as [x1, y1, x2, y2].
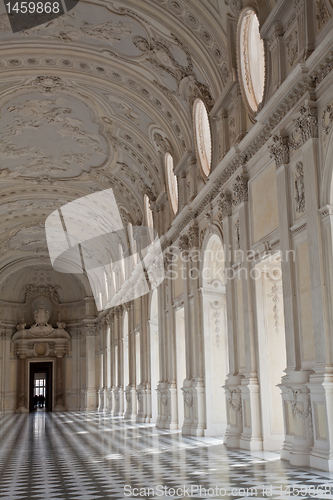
[0, 413, 332, 500]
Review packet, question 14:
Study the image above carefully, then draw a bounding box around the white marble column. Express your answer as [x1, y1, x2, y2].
[84, 323, 97, 411]
[234, 174, 263, 451]
[222, 194, 243, 447]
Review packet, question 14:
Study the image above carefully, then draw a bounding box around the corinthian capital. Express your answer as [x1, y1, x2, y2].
[232, 175, 248, 206]
[269, 133, 290, 169]
[291, 104, 318, 149]
[218, 192, 232, 219]
[179, 234, 189, 252]
[188, 222, 199, 249]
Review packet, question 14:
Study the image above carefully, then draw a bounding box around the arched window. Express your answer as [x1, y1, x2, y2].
[237, 8, 265, 115]
[165, 152, 178, 215]
[193, 99, 212, 177]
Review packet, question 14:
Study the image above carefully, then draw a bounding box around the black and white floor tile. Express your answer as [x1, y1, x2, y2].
[0, 412, 332, 499]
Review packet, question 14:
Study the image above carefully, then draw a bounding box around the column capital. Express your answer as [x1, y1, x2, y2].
[232, 174, 248, 206]
[269, 132, 290, 169]
[290, 102, 319, 149]
[218, 191, 232, 220]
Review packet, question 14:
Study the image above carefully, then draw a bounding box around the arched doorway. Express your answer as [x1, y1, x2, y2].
[201, 232, 229, 436]
[149, 289, 159, 422]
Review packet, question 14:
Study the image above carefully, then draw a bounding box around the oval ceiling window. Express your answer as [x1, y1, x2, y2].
[193, 99, 212, 177]
[237, 8, 265, 115]
[165, 153, 178, 215]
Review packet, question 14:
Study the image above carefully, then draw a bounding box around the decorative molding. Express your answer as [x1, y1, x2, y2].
[295, 162, 305, 213]
[290, 221, 307, 236]
[199, 228, 206, 249]
[212, 310, 221, 348]
[24, 284, 60, 303]
[188, 221, 199, 249]
[218, 192, 232, 220]
[322, 104, 333, 135]
[182, 388, 193, 408]
[179, 234, 189, 252]
[316, 0, 331, 31]
[290, 105, 319, 149]
[232, 175, 248, 206]
[225, 387, 242, 416]
[287, 386, 313, 438]
[266, 270, 283, 335]
[269, 133, 290, 169]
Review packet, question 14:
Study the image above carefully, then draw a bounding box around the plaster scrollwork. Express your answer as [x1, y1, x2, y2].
[153, 133, 172, 155]
[269, 134, 290, 169]
[295, 162, 306, 213]
[19, 12, 134, 44]
[290, 105, 319, 149]
[133, 33, 214, 109]
[224, 0, 242, 15]
[30, 76, 68, 94]
[24, 284, 60, 303]
[225, 388, 243, 417]
[133, 35, 190, 83]
[287, 386, 313, 438]
[322, 105, 333, 135]
[232, 175, 248, 206]
[316, 0, 331, 31]
[179, 75, 214, 110]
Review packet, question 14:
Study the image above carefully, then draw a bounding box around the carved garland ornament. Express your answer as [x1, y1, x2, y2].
[287, 386, 313, 438]
[225, 388, 243, 416]
[295, 162, 306, 213]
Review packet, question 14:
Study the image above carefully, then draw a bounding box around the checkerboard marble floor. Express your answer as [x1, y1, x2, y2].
[0, 412, 332, 500]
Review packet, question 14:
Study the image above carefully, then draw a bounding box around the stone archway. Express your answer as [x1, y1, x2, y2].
[13, 303, 70, 412]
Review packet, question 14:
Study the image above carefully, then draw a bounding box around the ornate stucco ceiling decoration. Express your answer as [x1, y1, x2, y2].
[0, 0, 249, 298]
[0, 266, 87, 304]
[0, 92, 109, 179]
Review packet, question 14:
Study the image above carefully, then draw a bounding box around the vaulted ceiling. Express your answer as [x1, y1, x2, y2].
[0, 0, 275, 303]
